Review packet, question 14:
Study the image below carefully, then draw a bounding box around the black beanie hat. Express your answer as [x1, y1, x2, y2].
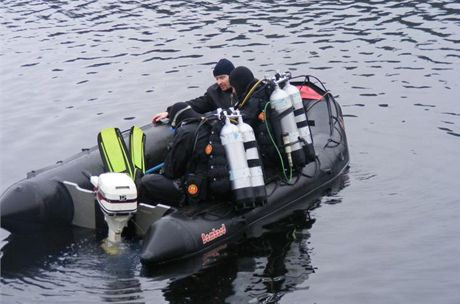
[213, 58, 235, 77]
[229, 66, 255, 98]
[168, 102, 201, 127]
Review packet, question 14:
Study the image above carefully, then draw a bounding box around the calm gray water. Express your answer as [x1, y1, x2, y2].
[1, 0, 459, 303]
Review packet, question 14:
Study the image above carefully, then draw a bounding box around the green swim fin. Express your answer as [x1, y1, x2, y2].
[129, 126, 146, 183]
[97, 127, 134, 177]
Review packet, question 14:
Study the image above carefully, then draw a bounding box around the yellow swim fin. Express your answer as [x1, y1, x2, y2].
[129, 126, 146, 183]
[97, 127, 133, 177]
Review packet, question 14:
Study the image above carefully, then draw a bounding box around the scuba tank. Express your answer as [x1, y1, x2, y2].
[236, 110, 266, 206]
[269, 82, 306, 169]
[220, 111, 255, 208]
[283, 79, 316, 162]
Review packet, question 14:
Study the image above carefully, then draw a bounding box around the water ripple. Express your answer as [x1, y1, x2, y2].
[1, 0, 459, 303]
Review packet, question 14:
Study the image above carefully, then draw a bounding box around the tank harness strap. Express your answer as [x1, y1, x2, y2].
[243, 141, 258, 150]
[296, 120, 309, 128]
[247, 159, 262, 168]
[293, 108, 305, 116]
[278, 107, 294, 120]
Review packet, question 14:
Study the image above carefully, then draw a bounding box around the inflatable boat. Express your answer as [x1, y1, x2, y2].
[0, 76, 349, 265]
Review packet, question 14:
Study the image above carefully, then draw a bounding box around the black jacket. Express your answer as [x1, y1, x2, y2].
[186, 83, 233, 114]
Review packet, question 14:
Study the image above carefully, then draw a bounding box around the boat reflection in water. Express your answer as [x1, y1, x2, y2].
[0, 173, 348, 303]
[146, 173, 349, 303]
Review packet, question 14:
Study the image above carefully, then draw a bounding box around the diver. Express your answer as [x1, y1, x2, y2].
[228, 66, 280, 177]
[139, 102, 231, 207]
[152, 58, 236, 123]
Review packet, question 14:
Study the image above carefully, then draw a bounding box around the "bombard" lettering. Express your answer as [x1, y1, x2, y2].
[201, 224, 227, 245]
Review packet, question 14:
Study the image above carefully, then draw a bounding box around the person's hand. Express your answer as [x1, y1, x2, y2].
[152, 111, 168, 124]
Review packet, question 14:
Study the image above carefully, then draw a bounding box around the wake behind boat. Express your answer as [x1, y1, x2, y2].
[0, 74, 349, 265]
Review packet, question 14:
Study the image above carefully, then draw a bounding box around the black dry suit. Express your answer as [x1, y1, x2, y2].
[229, 67, 280, 179]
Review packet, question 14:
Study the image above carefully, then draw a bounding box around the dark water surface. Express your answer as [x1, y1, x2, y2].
[1, 0, 459, 303]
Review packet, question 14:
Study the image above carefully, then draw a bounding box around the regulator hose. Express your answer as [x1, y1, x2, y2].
[263, 101, 293, 183]
[238, 79, 263, 109]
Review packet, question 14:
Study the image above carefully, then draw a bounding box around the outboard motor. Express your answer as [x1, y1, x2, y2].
[220, 111, 255, 209]
[236, 110, 266, 206]
[269, 82, 306, 169]
[91, 173, 137, 242]
[283, 79, 316, 162]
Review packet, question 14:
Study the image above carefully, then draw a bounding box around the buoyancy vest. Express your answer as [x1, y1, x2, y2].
[206, 118, 231, 199]
[182, 118, 231, 202]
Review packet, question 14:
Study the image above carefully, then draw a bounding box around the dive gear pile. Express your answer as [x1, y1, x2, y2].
[268, 73, 317, 170]
[211, 72, 320, 208]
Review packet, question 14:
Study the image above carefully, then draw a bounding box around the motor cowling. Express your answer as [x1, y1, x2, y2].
[283, 80, 316, 162]
[91, 172, 137, 242]
[269, 83, 306, 169]
[220, 113, 255, 208]
[237, 112, 266, 206]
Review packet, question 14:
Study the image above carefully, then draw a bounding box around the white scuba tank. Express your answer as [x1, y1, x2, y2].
[269, 83, 306, 168]
[236, 111, 266, 204]
[220, 112, 255, 206]
[283, 80, 316, 162]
